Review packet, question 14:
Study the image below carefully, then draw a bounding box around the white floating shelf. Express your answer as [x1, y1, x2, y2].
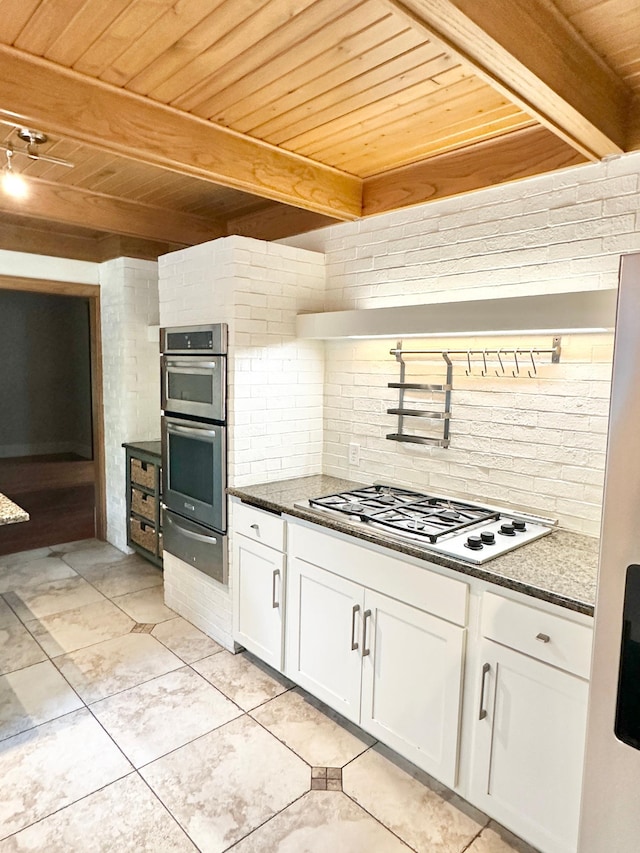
[296, 290, 618, 339]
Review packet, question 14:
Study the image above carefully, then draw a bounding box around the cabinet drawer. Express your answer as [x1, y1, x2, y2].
[130, 517, 158, 555]
[290, 522, 468, 626]
[130, 457, 157, 491]
[131, 487, 156, 522]
[234, 501, 284, 551]
[482, 592, 592, 679]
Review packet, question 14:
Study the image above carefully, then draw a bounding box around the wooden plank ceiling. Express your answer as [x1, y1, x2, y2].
[0, 0, 637, 260]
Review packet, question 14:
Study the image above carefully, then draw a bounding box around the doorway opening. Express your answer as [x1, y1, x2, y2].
[0, 277, 105, 556]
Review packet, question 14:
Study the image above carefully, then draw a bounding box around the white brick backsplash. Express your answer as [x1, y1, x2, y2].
[278, 151, 640, 536]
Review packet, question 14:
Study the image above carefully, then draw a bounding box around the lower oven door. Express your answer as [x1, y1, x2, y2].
[162, 415, 226, 532]
[163, 509, 228, 585]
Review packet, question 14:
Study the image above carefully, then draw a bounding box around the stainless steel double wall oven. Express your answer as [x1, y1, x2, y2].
[161, 324, 228, 584]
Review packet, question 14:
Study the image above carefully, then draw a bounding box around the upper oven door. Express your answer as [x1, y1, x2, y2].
[162, 416, 227, 532]
[161, 355, 226, 422]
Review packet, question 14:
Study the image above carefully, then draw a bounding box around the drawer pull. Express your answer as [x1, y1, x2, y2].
[536, 632, 551, 644]
[351, 604, 360, 651]
[362, 609, 372, 657]
[272, 569, 280, 609]
[479, 662, 490, 720]
[250, 523, 259, 531]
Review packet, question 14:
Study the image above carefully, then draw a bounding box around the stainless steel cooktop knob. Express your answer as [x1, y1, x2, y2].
[500, 522, 516, 536]
[466, 535, 483, 550]
[481, 531, 496, 544]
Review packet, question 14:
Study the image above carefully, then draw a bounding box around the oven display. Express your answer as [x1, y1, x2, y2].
[166, 330, 213, 351]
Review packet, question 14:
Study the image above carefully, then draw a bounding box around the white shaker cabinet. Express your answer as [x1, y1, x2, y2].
[232, 502, 286, 671]
[359, 589, 465, 788]
[286, 556, 364, 722]
[286, 527, 467, 787]
[470, 593, 591, 853]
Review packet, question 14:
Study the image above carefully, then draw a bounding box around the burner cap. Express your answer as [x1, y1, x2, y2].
[439, 509, 461, 520]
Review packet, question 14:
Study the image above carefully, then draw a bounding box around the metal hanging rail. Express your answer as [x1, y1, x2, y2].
[386, 337, 562, 447]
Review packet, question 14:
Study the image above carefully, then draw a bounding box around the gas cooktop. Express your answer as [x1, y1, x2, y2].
[295, 483, 555, 564]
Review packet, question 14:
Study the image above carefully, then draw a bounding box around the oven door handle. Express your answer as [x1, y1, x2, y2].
[165, 514, 218, 544]
[164, 359, 219, 371]
[166, 423, 218, 439]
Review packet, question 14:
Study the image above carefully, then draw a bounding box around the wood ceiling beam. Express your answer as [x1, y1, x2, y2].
[382, 0, 630, 160]
[0, 215, 188, 262]
[0, 176, 224, 245]
[227, 204, 339, 242]
[0, 45, 362, 221]
[363, 125, 586, 216]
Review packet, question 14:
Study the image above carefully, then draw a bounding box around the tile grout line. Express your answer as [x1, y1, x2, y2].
[134, 768, 204, 852]
[0, 771, 137, 846]
[220, 789, 310, 852]
[459, 820, 491, 852]
[337, 748, 422, 853]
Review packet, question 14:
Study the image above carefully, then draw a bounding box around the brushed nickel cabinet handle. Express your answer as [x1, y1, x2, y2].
[272, 569, 280, 609]
[351, 604, 360, 651]
[536, 632, 551, 643]
[362, 609, 372, 657]
[250, 523, 259, 532]
[479, 662, 490, 720]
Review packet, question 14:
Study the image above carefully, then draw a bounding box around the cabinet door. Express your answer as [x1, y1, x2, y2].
[360, 590, 465, 788]
[233, 535, 285, 671]
[286, 557, 363, 723]
[471, 639, 589, 853]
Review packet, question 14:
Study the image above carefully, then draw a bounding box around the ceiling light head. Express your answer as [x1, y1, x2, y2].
[2, 147, 28, 199]
[16, 127, 48, 146]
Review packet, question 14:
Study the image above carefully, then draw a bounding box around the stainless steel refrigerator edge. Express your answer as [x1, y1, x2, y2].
[579, 252, 640, 852]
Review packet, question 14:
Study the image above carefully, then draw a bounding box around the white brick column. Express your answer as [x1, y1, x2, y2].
[158, 235, 326, 649]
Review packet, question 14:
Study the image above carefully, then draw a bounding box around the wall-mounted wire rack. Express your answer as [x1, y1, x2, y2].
[386, 337, 562, 448]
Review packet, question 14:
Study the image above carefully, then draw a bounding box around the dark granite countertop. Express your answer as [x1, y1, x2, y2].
[228, 475, 599, 616]
[122, 440, 162, 458]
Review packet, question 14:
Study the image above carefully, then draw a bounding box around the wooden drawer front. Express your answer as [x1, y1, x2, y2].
[289, 522, 468, 627]
[482, 593, 592, 679]
[130, 457, 157, 491]
[234, 501, 284, 551]
[131, 488, 156, 522]
[130, 517, 157, 555]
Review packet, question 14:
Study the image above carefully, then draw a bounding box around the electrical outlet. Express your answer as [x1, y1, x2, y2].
[348, 442, 360, 466]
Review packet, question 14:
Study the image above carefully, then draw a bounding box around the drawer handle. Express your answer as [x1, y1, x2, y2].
[351, 604, 360, 651]
[272, 569, 280, 609]
[362, 609, 372, 657]
[536, 632, 551, 644]
[479, 662, 490, 720]
[250, 523, 259, 532]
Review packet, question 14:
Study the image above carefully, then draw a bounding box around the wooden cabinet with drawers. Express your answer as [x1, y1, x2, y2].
[123, 441, 163, 568]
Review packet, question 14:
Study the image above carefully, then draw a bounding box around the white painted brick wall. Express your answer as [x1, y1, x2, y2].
[280, 151, 640, 536]
[100, 258, 160, 551]
[163, 551, 234, 649]
[158, 235, 325, 645]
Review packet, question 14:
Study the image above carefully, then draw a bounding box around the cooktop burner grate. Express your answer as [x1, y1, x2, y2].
[308, 484, 500, 543]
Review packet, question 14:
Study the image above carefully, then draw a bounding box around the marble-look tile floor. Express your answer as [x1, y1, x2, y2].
[0, 539, 540, 853]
